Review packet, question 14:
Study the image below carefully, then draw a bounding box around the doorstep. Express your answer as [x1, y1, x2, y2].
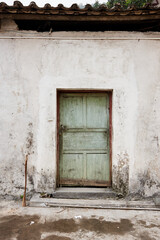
[47, 187, 118, 199]
[29, 188, 160, 211]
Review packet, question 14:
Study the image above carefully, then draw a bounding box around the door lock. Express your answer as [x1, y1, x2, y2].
[59, 124, 67, 135]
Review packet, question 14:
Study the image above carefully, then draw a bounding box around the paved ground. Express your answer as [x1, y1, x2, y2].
[0, 200, 160, 240]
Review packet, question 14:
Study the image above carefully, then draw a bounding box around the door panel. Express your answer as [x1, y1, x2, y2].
[61, 96, 84, 128]
[59, 93, 110, 187]
[86, 153, 110, 181]
[60, 153, 84, 180]
[63, 132, 107, 151]
[86, 96, 108, 128]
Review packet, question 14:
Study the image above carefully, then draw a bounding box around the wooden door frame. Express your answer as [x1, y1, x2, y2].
[56, 89, 112, 187]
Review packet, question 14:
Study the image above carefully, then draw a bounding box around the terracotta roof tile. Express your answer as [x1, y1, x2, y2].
[0, 1, 160, 16]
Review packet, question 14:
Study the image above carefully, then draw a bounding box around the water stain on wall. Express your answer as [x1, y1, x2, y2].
[112, 152, 129, 196]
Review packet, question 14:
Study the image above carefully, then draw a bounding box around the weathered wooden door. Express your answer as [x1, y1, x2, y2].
[58, 92, 110, 187]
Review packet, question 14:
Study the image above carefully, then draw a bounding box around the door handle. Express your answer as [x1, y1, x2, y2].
[59, 125, 67, 135]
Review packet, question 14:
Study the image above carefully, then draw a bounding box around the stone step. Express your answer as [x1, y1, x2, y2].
[29, 194, 158, 210]
[49, 187, 118, 199]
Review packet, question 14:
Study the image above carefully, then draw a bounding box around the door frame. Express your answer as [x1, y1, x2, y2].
[56, 89, 112, 187]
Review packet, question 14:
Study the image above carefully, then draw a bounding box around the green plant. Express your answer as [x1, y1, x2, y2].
[107, 0, 153, 8]
[91, 0, 153, 9]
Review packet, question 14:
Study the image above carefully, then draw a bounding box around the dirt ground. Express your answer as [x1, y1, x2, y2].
[0, 200, 160, 240]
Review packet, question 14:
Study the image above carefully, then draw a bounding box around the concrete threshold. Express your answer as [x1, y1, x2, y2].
[49, 187, 117, 199]
[29, 193, 160, 211]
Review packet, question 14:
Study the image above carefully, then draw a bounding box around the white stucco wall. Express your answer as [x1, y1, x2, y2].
[0, 26, 160, 198]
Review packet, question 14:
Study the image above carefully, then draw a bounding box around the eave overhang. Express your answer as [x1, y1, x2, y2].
[0, 1, 160, 31]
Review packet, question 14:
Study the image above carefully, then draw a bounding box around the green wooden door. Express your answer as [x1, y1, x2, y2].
[59, 93, 110, 187]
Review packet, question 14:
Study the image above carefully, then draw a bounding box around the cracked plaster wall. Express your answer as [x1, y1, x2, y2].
[0, 25, 160, 198]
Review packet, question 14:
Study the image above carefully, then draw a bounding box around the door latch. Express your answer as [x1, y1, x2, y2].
[59, 124, 67, 135]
